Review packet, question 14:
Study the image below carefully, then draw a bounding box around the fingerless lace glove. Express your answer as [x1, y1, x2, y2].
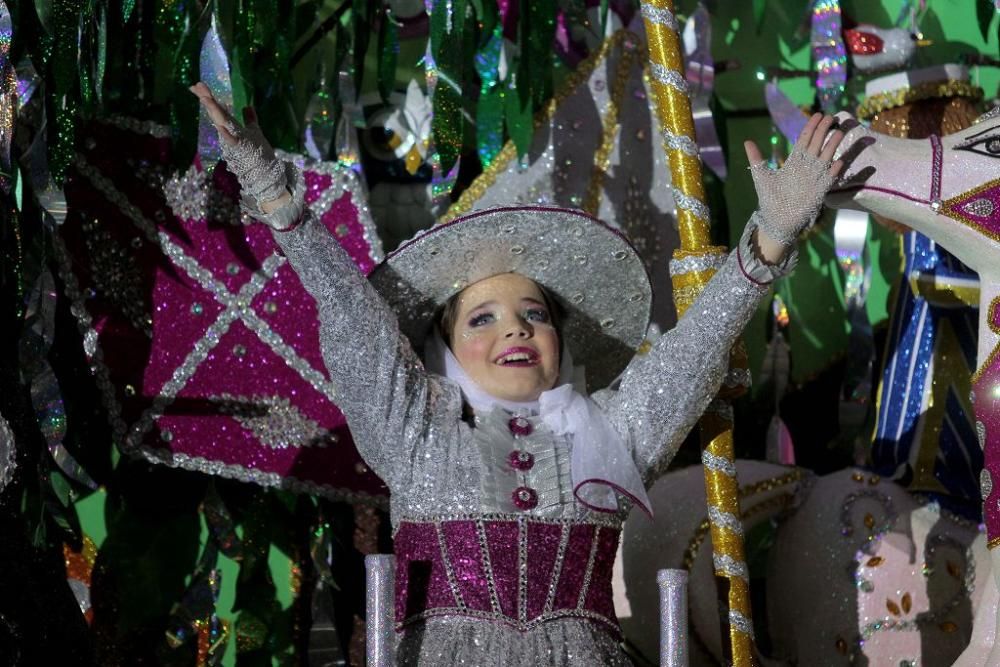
[749, 138, 835, 246]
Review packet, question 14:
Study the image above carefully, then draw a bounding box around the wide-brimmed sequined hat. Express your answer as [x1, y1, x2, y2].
[369, 206, 652, 390]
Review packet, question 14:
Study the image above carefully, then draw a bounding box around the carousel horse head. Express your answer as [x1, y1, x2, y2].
[828, 108, 1000, 279]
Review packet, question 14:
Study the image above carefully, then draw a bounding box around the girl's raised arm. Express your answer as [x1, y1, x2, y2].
[596, 114, 850, 483]
[190, 84, 462, 491]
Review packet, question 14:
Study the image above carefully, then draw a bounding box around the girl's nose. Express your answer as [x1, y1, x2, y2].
[504, 321, 531, 338]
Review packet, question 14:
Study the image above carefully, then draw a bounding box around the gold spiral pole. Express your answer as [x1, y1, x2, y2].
[640, 2, 755, 665]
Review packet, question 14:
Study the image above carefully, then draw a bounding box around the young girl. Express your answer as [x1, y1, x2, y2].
[191, 82, 846, 665]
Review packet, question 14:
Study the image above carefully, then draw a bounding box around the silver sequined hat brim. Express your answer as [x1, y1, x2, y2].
[369, 206, 653, 391]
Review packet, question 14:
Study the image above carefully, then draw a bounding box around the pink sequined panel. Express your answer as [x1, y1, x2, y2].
[976, 299, 1000, 542]
[942, 179, 1000, 238]
[60, 119, 387, 501]
[553, 524, 596, 610]
[583, 526, 619, 619]
[484, 520, 520, 618]
[441, 520, 492, 613]
[393, 518, 621, 634]
[525, 522, 562, 619]
[304, 171, 376, 274]
[394, 521, 458, 620]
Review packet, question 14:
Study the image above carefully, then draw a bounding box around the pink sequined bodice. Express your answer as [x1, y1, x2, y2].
[393, 516, 621, 635]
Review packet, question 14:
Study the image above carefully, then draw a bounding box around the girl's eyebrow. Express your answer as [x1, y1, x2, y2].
[521, 298, 546, 307]
[466, 299, 497, 313]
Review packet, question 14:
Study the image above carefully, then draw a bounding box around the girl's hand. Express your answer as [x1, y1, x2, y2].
[188, 82, 291, 216]
[743, 113, 846, 254]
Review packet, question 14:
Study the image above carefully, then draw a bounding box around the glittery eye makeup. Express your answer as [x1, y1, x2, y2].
[468, 312, 496, 328]
[955, 125, 1000, 159]
[523, 308, 551, 325]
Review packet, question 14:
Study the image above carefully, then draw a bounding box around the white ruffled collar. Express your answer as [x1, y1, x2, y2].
[423, 331, 652, 517]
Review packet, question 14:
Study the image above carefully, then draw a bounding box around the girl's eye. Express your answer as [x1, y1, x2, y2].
[524, 308, 549, 323]
[468, 312, 494, 327]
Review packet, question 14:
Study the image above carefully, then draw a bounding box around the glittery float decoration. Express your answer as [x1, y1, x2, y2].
[682, 3, 726, 180]
[425, 0, 466, 198]
[833, 209, 873, 445]
[21, 267, 97, 488]
[0, 413, 14, 493]
[63, 535, 97, 622]
[658, 569, 688, 667]
[474, 25, 505, 169]
[335, 71, 363, 170]
[857, 79, 983, 121]
[640, 1, 753, 662]
[680, 470, 805, 571]
[443, 31, 648, 225]
[304, 76, 336, 161]
[765, 80, 809, 145]
[58, 118, 388, 503]
[198, 12, 234, 167]
[811, 0, 847, 113]
[640, 0, 709, 250]
[582, 36, 642, 215]
[366, 554, 396, 667]
[0, 0, 15, 192]
[974, 296, 1000, 547]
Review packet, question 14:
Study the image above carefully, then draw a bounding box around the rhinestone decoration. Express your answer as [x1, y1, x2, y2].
[508, 416, 533, 437]
[81, 219, 152, 337]
[508, 450, 535, 471]
[982, 468, 993, 499]
[512, 486, 539, 510]
[963, 197, 995, 218]
[217, 393, 332, 449]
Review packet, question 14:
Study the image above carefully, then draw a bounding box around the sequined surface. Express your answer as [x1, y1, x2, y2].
[366, 555, 397, 667]
[273, 198, 777, 664]
[56, 119, 387, 502]
[393, 517, 619, 631]
[871, 231, 980, 504]
[0, 413, 14, 493]
[657, 569, 688, 667]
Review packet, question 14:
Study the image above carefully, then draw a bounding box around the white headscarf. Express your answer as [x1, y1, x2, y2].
[424, 331, 652, 517]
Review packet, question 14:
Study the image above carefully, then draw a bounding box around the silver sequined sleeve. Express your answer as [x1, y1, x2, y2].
[271, 207, 463, 490]
[594, 219, 779, 484]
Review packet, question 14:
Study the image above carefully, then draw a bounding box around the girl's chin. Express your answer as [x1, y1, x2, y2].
[488, 384, 550, 403]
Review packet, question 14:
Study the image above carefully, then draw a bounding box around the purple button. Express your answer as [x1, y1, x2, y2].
[508, 450, 535, 471]
[508, 416, 533, 437]
[512, 486, 538, 510]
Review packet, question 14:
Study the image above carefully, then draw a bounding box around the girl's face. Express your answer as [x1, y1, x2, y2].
[450, 273, 560, 403]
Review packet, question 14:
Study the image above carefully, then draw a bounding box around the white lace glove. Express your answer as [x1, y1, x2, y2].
[218, 120, 288, 207]
[190, 83, 304, 230]
[745, 113, 845, 247]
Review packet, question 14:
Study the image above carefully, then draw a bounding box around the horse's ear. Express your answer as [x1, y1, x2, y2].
[974, 106, 1000, 126]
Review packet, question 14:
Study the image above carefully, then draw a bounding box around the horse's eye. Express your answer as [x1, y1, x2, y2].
[956, 130, 1000, 159]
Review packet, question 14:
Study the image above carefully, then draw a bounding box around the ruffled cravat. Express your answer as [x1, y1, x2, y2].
[423, 331, 652, 516]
